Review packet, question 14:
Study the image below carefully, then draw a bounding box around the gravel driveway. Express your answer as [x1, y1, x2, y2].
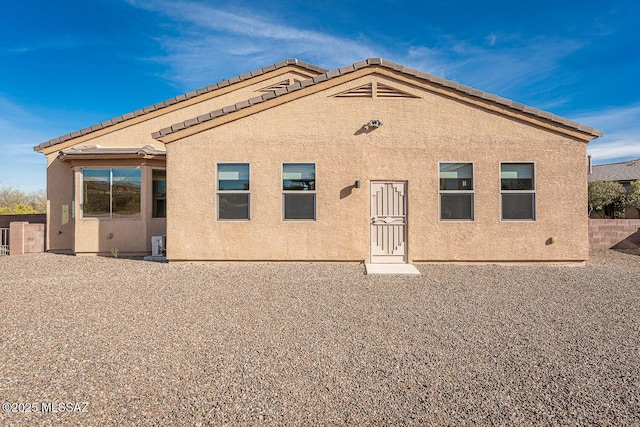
[1, 251, 639, 426]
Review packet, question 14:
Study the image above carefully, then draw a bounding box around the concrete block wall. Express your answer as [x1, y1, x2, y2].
[0, 214, 46, 228]
[589, 219, 640, 250]
[9, 222, 45, 255]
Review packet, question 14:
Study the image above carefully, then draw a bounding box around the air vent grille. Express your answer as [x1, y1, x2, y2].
[333, 82, 418, 98]
[258, 79, 301, 92]
[377, 83, 418, 98]
[334, 83, 373, 98]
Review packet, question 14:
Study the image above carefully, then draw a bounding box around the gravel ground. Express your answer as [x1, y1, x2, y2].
[0, 251, 639, 426]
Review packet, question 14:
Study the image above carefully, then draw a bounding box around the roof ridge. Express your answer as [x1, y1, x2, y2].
[588, 158, 640, 181]
[592, 158, 640, 167]
[152, 57, 604, 140]
[34, 59, 328, 152]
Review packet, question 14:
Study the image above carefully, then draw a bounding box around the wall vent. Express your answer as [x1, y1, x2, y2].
[377, 83, 418, 98]
[334, 83, 373, 98]
[333, 82, 419, 98]
[258, 79, 301, 92]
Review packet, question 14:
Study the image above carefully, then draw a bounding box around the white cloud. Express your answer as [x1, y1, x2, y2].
[126, 0, 587, 110]
[575, 104, 640, 163]
[402, 36, 583, 100]
[128, 0, 380, 89]
[0, 97, 59, 191]
[8, 47, 34, 54]
[588, 141, 640, 162]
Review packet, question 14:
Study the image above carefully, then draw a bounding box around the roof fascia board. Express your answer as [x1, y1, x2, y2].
[58, 153, 166, 162]
[37, 65, 320, 156]
[157, 66, 598, 144]
[62, 157, 166, 168]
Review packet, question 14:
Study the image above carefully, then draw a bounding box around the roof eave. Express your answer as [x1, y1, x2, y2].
[57, 148, 167, 162]
[154, 58, 604, 143]
[34, 58, 327, 153]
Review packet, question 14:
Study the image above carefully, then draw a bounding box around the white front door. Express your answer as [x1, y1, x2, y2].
[370, 182, 407, 263]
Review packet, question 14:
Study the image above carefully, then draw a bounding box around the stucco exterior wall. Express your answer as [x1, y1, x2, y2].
[167, 74, 589, 262]
[42, 69, 313, 255]
[45, 158, 75, 252]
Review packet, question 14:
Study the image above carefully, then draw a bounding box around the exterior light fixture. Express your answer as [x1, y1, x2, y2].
[354, 180, 361, 189]
[364, 119, 383, 130]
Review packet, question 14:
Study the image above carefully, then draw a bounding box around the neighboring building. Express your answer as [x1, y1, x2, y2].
[588, 157, 640, 218]
[35, 58, 602, 264]
[588, 157, 640, 188]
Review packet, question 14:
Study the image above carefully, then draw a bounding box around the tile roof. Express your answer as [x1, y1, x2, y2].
[152, 57, 604, 140]
[588, 159, 640, 182]
[34, 59, 327, 152]
[57, 144, 166, 161]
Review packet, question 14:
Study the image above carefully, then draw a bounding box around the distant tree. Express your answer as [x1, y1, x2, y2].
[30, 188, 46, 213]
[627, 180, 640, 210]
[0, 203, 38, 214]
[0, 185, 46, 214]
[588, 180, 626, 217]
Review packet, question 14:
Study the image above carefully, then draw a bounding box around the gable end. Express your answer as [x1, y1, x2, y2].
[153, 58, 603, 143]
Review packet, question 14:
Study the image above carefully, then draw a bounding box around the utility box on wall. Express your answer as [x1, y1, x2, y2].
[151, 235, 166, 257]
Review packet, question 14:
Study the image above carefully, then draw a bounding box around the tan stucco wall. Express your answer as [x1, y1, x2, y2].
[167, 74, 589, 262]
[42, 69, 313, 254]
[45, 158, 75, 252]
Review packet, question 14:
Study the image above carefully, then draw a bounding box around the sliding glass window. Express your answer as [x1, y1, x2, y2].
[82, 168, 141, 219]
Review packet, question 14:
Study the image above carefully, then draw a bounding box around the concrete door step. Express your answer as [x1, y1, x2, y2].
[365, 263, 420, 275]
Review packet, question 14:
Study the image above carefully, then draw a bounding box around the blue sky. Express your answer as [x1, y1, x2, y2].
[1, 0, 638, 191]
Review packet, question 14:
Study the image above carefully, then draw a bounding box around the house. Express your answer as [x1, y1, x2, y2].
[588, 157, 640, 188]
[34, 59, 325, 256]
[587, 157, 640, 218]
[35, 58, 602, 264]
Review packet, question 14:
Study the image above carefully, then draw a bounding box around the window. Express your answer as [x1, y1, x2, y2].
[82, 168, 141, 219]
[439, 163, 474, 221]
[283, 163, 316, 220]
[152, 169, 166, 218]
[217, 163, 250, 220]
[501, 163, 535, 220]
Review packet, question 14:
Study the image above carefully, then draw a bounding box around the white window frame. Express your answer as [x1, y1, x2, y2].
[438, 162, 474, 222]
[500, 162, 536, 221]
[216, 163, 250, 221]
[282, 162, 317, 221]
